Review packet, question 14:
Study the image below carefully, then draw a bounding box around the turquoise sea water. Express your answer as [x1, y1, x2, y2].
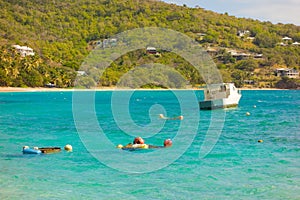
[0, 90, 299, 199]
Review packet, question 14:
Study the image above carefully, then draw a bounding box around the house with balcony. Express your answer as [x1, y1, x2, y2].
[275, 68, 299, 78]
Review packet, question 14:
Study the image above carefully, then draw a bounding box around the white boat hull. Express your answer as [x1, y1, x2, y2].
[199, 83, 241, 110]
[199, 98, 240, 110]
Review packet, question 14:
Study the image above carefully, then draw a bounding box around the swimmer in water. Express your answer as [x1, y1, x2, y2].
[159, 114, 183, 120]
[119, 137, 172, 150]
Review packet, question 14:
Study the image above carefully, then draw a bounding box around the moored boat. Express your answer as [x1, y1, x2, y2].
[199, 83, 242, 110]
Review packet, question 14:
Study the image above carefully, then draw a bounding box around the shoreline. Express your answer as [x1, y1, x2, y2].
[0, 86, 291, 92]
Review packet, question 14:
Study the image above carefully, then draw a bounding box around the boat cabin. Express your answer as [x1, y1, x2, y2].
[203, 83, 236, 100]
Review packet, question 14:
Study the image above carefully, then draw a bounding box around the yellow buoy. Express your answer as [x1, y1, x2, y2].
[64, 144, 73, 152]
[246, 112, 251, 116]
[116, 144, 123, 149]
[258, 139, 263, 143]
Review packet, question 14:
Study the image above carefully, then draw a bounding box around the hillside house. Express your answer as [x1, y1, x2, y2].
[12, 45, 35, 57]
[244, 80, 255, 85]
[282, 36, 292, 41]
[94, 38, 118, 48]
[237, 30, 250, 37]
[281, 36, 293, 45]
[77, 71, 87, 76]
[146, 47, 157, 54]
[206, 47, 218, 56]
[254, 54, 263, 59]
[228, 50, 251, 60]
[275, 68, 299, 78]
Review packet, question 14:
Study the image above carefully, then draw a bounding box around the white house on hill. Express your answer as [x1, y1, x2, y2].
[146, 47, 157, 54]
[12, 45, 35, 57]
[282, 36, 292, 41]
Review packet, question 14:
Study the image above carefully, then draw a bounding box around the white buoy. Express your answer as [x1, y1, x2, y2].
[64, 144, 73, 152]
[246, 112, 251, 116]
[253, 105, 257, 108]
[117, 144, 123, 149]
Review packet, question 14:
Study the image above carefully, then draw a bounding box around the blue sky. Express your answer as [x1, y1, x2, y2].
[162, 0, 300, 25]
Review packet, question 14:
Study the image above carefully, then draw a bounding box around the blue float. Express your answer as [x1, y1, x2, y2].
[22, 146, 42, 154]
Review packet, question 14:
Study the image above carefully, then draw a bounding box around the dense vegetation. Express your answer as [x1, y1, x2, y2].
[0, 0, 299, 88]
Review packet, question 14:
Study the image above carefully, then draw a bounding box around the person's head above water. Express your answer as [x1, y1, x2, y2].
[163, 139, 172, 147]
[133, 137, 145, 144]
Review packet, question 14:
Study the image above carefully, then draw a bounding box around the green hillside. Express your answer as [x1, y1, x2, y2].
[0, 0, 300, 88]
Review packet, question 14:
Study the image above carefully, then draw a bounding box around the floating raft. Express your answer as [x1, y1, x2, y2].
[22, 146, 62, 154]
[38, 147, 61, 154]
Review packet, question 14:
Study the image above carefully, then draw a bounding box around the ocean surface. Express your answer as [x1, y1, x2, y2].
[0, 90, 299, 199]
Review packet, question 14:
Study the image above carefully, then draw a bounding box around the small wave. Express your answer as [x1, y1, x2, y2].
[278, 159, 291, 165]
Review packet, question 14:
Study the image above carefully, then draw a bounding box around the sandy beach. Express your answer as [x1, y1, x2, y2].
[0, 86, 286, 92]
[0, 87, 74, 92]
